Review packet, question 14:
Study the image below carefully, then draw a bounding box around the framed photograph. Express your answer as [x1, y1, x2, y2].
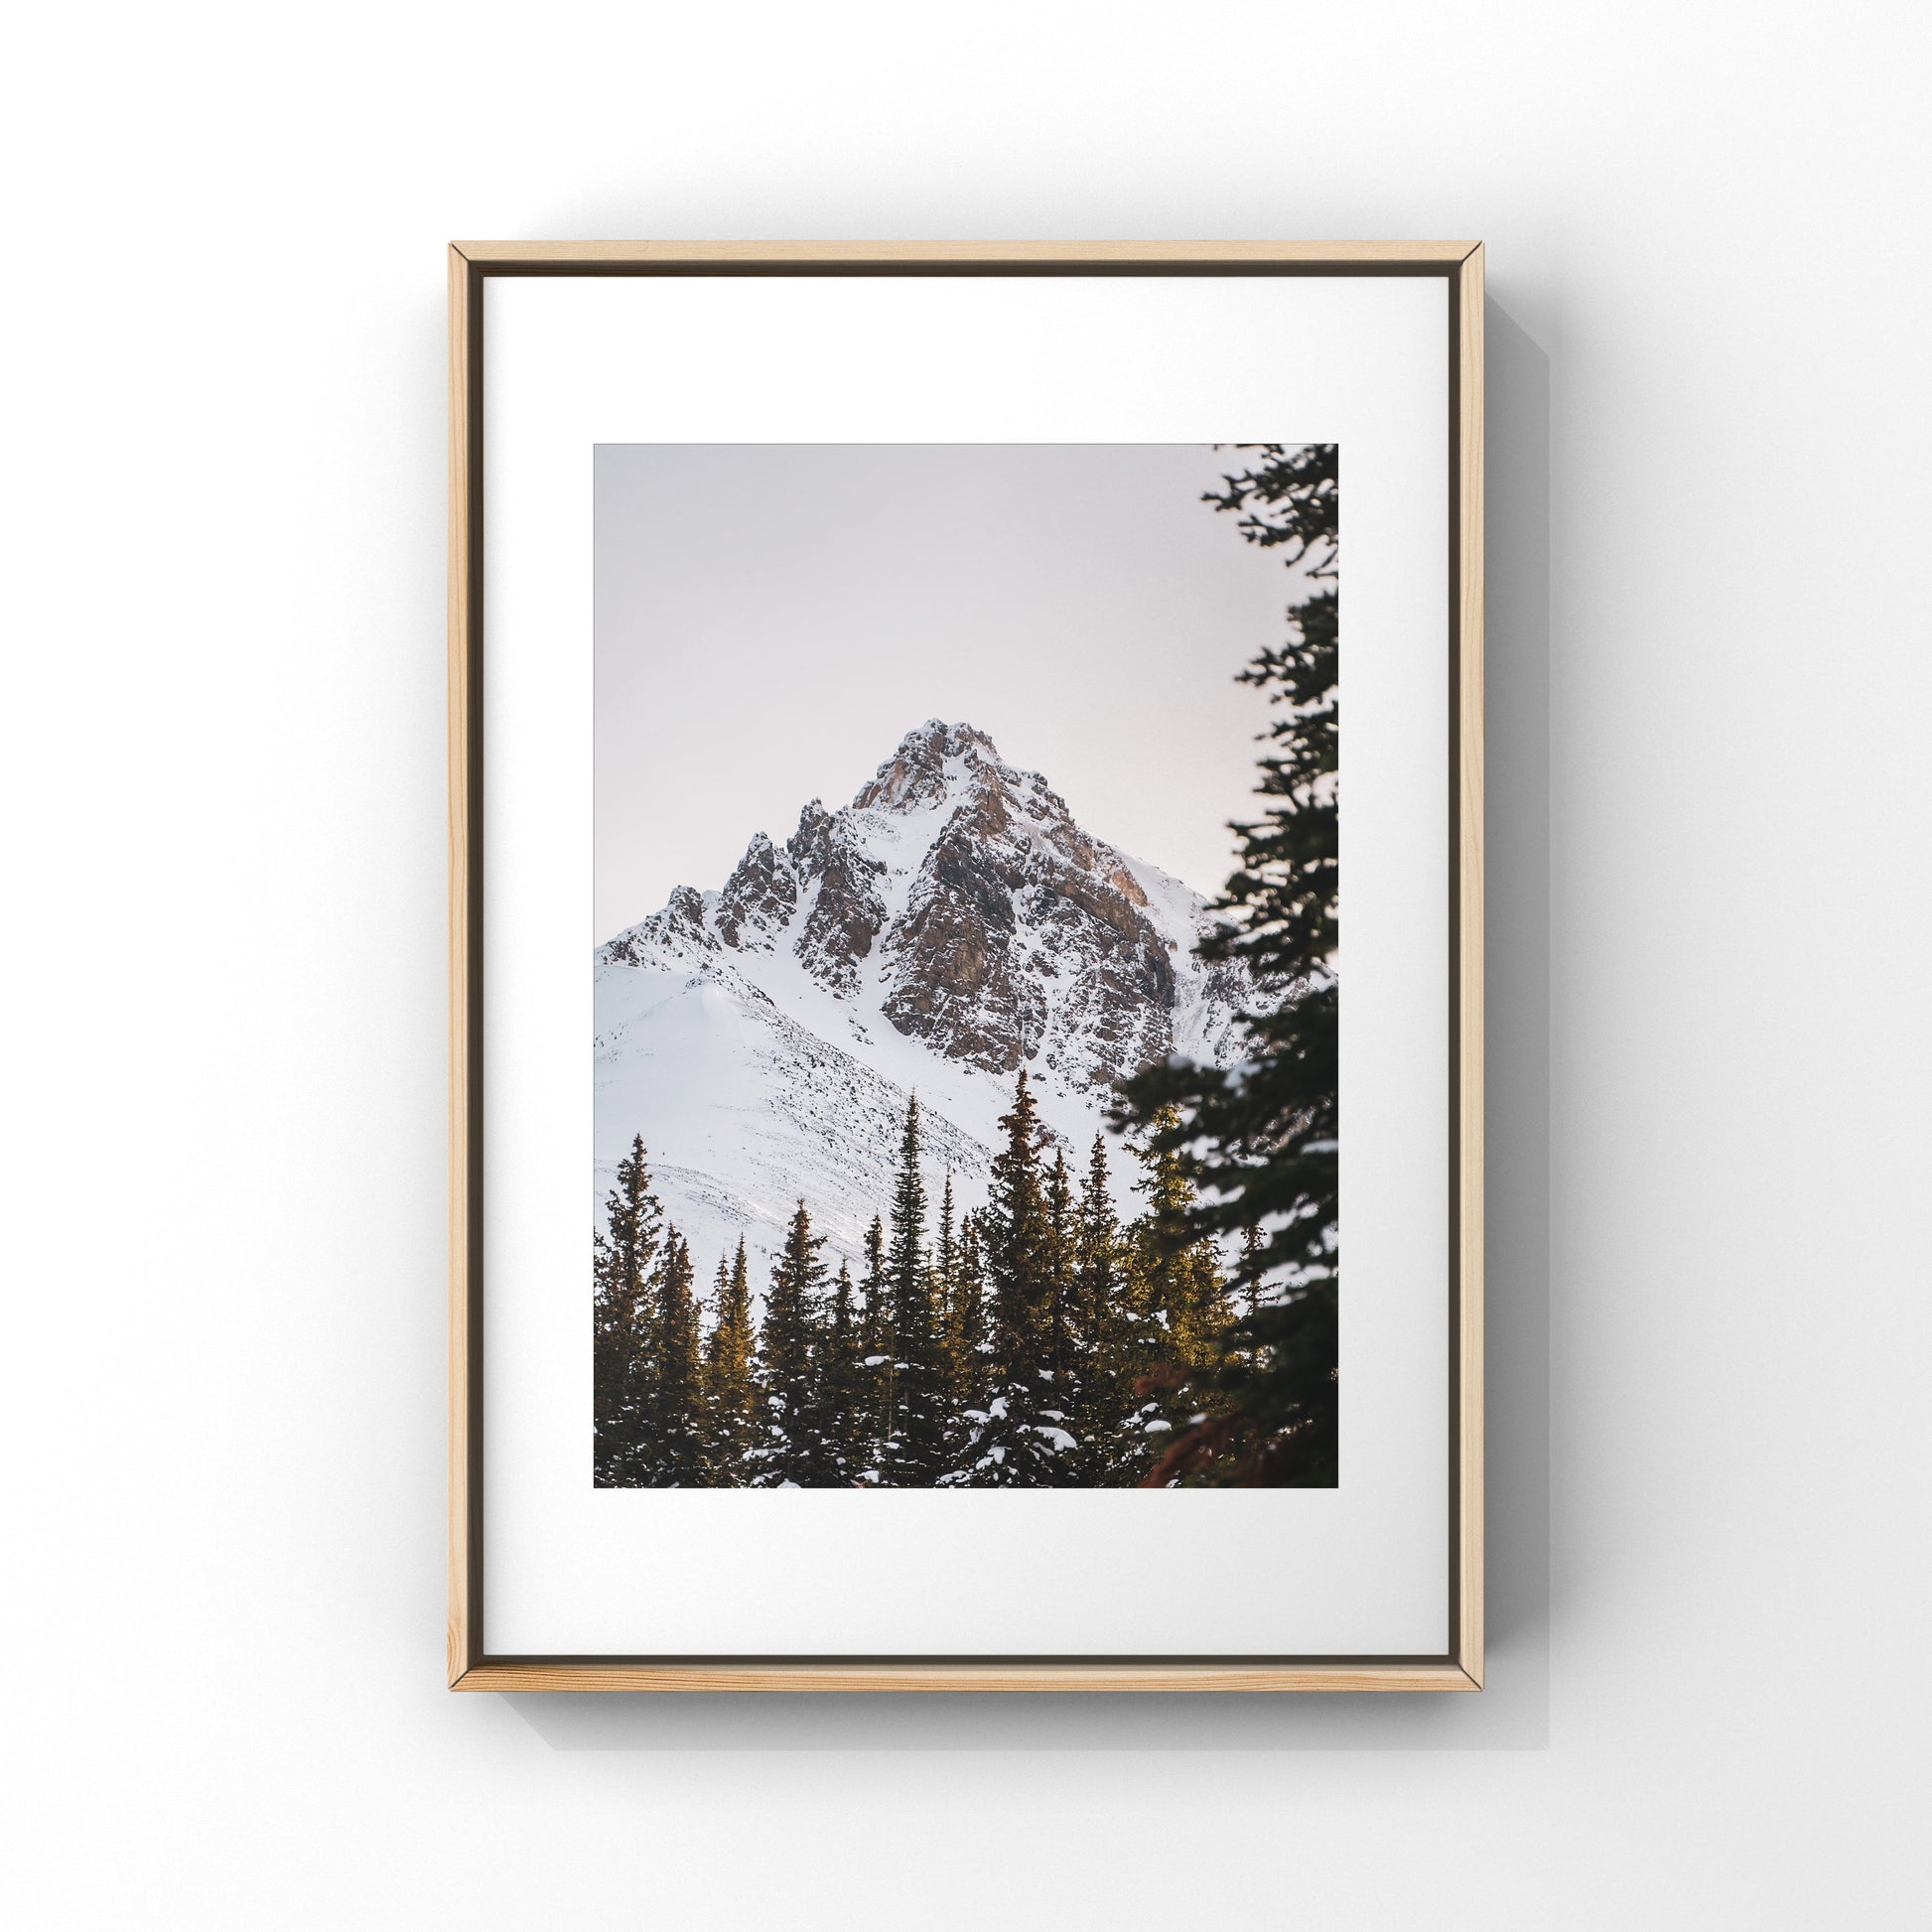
[449, 240, 1484, 1691]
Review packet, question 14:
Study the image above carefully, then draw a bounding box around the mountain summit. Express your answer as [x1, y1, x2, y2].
[595, 721, 1252, 1281]
[604, 720, 1244, 1094]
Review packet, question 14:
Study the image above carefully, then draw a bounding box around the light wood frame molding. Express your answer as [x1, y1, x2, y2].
[448, 240, 1485, 1693]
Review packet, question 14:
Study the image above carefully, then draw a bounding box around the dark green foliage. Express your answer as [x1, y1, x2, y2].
[1114, 442, 1340, 1486]
[1042, 1152, 1076, 1389]
[952, 1208, 987, 1386]
[932, 1173, 962, 1409]
[985, 1072, 1050, 1367]
[593, 1136, 662, 1485]
[884, 1096, 948, 1484]
[1132, 1106, 1233, 1372]
[750, 1201, 832, 1486]
[645, 1231, 709, 1485]
[815, 1259, 865, 1484]
[591, 1072, 1245, 1488]
[703, 1242, 758, 1480]
[858, 1213, 890, 1469]
[939, 1200, 989, 1472]
[1066, 1133, 1148, 1483]
[949, 1070, 1072, 1486]
[1035, 1150, 1080, 1483]
[1107, 1111, 1234, 1483]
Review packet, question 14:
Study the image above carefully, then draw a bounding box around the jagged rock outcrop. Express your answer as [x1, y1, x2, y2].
[602, 882, 717, 967]
[787, 799, 888, 998]
[715, 832, 795, 951]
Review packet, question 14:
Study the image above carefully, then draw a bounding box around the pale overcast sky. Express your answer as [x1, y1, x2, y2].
[594, 442, 1302, 939]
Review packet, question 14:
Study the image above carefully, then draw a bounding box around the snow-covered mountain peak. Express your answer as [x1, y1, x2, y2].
[596, 720, 1257, 1276]
[603, 718, 1248, 1084]
[849, 719, 1087, 850]
[852, 718, 1001, 814]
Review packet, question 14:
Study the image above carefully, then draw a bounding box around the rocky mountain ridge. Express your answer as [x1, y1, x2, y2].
[602, 720, 1248, 1093]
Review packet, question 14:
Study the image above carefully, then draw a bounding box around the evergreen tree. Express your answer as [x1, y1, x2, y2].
[1108, 1112, 1232, 1483]
[751, 1200, 830, 1486]
[646, 1229, 709, 1485]
[1068, 1134, 1135, 1483]
[1114, 442, 1340, 1486]
[950, 1070, 1069, 1485]
[1038, 1149, 1080, 1480]
[884, 1095, 947, 1484]
[1133, 1106, 1232, 1370]
[592, 1135, 662, 1485]
[953, 1208, 988, 1391]
[1240, 1220, 1265, 1281]
[858, 1212, 890, 1467]
[934, 1176, 991, 1433]
[703, 1240, 758, 1484]
[815, 1258, 864, 1483]
[939, 1207, 989, 1480]
[933, 1173, 961, 1408]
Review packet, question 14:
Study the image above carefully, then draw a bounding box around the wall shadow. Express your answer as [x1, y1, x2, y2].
[511, 302, 1552, 1751]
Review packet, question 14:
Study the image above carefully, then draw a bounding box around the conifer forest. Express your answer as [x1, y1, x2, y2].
[594, 443, 1338, 1487]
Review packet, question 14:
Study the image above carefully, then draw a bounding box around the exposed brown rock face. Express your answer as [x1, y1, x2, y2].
[858, 722, 1188, 1089]
[787, 800, 887, 998]
[600, 720, 1248, 1095]
[715, 832, 795, 951]
[710, 803, 889, 996]
[877, 753, 1178, 1086]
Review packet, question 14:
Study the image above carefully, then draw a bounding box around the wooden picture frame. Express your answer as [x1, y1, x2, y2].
[448, 240, 1484, 1692]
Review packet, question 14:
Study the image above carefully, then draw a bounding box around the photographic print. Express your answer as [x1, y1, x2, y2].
[592, 441, 1338, 1492]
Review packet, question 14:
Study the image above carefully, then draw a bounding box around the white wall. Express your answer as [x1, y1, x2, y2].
[4, 3, 1925, 1926]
